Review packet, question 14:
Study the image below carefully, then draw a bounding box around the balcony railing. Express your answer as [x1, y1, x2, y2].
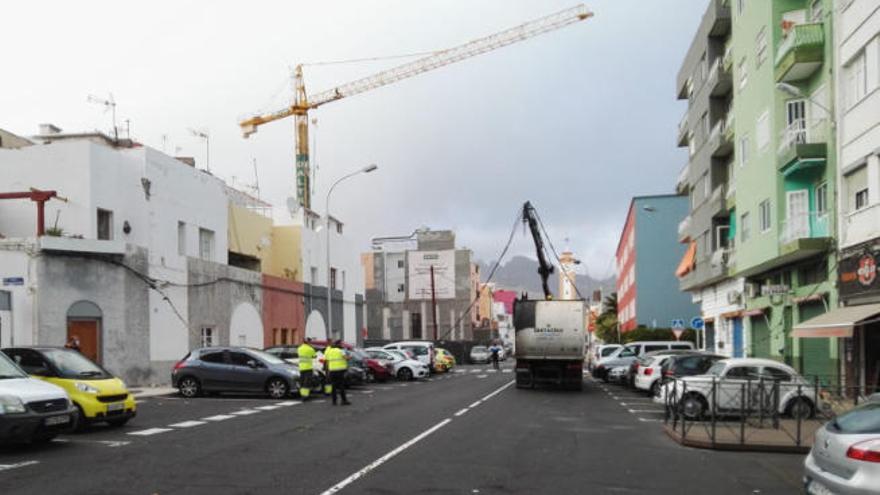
[778, 118, 828, 156]
[780, 212, 830, 246]
[677, 163, 690, 192]
[678, 112, 689, 146]
[775, 23, 825, 82]
[724, 111, 734, 139]
[722, 39, 733, 71]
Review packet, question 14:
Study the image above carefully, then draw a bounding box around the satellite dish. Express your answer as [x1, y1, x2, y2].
[286, 197, 300, 218]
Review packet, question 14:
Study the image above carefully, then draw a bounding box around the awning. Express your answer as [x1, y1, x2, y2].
[743, 308, 766, 317]
[792, 303, 880, 338]
[675, 241, 697, 278]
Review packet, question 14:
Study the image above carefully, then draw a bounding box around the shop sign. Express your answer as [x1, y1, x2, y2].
[839, 242, 880, 300]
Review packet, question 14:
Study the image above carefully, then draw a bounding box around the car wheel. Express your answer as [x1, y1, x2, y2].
[178, 376, 201, 398]
[266, 378, 289, 399]
[650, 381, 661, 398]
[786, 397, 814, 419]
[73, 404, 88, 432]
[680, 394, 707, 420]
[397, 367, 414, 381]
[107, 417, 130, 427]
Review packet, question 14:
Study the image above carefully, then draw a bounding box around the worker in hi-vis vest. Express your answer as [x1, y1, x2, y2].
[324, 340, 351, 406]
[297, 338, 317, 400]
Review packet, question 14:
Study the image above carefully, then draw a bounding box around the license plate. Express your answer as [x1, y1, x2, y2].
[806, 480, 836, 495]
[107, 402, 124, 412]
[45, 415, 70, 426]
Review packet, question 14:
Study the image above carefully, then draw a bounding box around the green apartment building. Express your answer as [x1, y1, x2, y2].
[728, 0, 838, 383]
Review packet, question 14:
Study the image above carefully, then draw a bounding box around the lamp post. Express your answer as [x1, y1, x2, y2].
[775, 82, 835, 125]
[325, 163, 378, 341]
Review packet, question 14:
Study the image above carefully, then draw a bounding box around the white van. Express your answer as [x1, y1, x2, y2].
[0, 351, 77, 444]
[594, 341, 695, 381]
[383, 341, 435, 370]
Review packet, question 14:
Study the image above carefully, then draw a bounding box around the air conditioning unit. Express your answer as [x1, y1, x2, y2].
[744, 283, 758, 299]
[726, 291, 742, 305]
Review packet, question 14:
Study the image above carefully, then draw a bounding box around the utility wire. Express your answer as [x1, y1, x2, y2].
[301, 50, 440, 67]
[533, 205, 586, 301]
[437, 210, 521, 341]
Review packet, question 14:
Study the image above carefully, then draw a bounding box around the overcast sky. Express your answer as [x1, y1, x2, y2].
[1, 1, 706, 280]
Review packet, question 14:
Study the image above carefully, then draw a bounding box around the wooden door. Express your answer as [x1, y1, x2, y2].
[68, 320, 100, 362]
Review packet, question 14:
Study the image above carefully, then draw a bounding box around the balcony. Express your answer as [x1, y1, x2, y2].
[780, 212, 832, 256]
[678, 215, 692, 242]
[842, 203, 880, 248]
[722, 39, 733, 72]
[39, 236, 126, 255]
[707, 57, 732, 97]
[778, 118, 828, 174]
[679, 250, 731, 291]
[708, 118, 733, 158]
[775, 23, 825, 83]
[723, 111, 734, 140]
[676, 163, 690, 195]
[677, 112, 689, 147]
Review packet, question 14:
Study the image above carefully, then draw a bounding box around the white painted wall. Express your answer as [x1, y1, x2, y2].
[0, 244, 36, 348]
[230, 302, 263, 348]
[698, 277, 745, 357]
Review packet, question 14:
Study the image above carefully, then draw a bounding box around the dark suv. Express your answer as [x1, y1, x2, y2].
[172, 347, 300, 399]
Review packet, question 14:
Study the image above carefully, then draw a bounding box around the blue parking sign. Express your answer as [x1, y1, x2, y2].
[690, 316, 705, 330]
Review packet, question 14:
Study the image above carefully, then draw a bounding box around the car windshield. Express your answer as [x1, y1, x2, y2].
[831, 403, 880, 434]
[43, 349, 111, 378]
[705, 361, 727, 376]
[247, 349, 286, 365]
[472, 346, 487, 352]
[600, 347, 618, 357]
[0, 352, 27, 379]
[618, 346, 636, 358]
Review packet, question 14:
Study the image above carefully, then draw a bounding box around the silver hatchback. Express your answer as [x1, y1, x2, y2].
[804, 401, 880, 494]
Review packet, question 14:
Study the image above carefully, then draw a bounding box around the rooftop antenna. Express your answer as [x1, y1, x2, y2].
[87, 93, 118, 142]
[188, 128, 210, 172]
[252, 158, 261, 199]
[161, 134, 168, 154]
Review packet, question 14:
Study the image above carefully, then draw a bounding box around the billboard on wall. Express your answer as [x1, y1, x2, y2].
[839, 242, 880, 300]
[407, 250, 456, 300]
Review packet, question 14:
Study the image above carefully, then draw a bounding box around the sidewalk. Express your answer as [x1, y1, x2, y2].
[664, 419, 820, 454]
[130, 387, 177, 399]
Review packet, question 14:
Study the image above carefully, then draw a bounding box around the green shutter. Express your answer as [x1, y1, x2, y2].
[799, 302, 835, 386]
[750, 315, 772, 359]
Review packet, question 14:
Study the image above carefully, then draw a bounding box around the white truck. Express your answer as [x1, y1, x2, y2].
[513, 299, 586, 390]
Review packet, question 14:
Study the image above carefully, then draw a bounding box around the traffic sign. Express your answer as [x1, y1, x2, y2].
[690, 317, 705, 331]
[670, 319, 686, 330]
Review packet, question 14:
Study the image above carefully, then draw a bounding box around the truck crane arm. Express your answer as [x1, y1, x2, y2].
[522, 201, 555, 301]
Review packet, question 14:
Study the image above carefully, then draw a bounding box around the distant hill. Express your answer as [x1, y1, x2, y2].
[477, 255, 615, 300]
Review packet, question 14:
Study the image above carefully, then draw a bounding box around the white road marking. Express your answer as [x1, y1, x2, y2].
[231, 409, 260, 416]
[319, 418, 453, 495]
[203, 414, 236, 421]
[477, 375, 488, 379]
[169, 420, 206, 428]
[638, 418, 664, 423]
[128, 427, 173, 436]
[480, 380, 516, 401]
[485, 369, 498, 373]
[627, 409, 665, 414]
[468, 400, 482, 408]
[53, 438, 130, 447]
[454, 408, 469, 417]
[276, 401, 302, 406]
[619, 400, 655, 405]
[255, 405, 281, 411]
[0, 461, 39, 472]
[470, 370, 481, 373]
[502, 369, 512, 373]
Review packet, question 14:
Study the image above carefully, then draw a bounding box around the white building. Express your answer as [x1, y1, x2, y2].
[0, 128, 228, 384]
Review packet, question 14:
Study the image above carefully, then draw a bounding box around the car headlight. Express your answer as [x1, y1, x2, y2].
[0, 395, 27, 414]
[75, 382, 100, 394]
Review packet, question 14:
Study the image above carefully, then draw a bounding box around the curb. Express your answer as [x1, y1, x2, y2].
[663, 424, 810, 454]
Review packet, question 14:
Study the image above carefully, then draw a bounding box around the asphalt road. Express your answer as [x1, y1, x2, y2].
[0, 364, 805, 494]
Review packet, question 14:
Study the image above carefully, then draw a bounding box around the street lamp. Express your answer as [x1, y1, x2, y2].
[325, 163, 378, 341]
[775, 82, 834, 120]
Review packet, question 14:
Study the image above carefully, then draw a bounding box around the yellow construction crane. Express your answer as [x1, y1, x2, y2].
[239, 4, 593, 209]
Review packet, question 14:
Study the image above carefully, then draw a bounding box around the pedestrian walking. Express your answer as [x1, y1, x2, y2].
[297, 338, 317, 400]
[325, 340, 351, 406]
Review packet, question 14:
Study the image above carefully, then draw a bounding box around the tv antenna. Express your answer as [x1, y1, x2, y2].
[188, 128, 210, 172]
[87, 93, 118, 141]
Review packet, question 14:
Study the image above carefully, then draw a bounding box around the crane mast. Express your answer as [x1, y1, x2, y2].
[239, 5, 593, 210]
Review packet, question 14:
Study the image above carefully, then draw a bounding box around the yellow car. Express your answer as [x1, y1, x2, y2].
[2, 347, 136, 427]
[435, 348, 455, 372]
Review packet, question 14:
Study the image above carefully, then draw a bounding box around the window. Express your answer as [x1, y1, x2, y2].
[856, 189, 870, 210]
[336, 222, 343, 234]
[755, 27, 768, 67]
[229, 352, 255, 366]
[97, 208, 113, 240]
[725, 366, 760, 379]
[738, 57, 748, 90]
[330, 267, 337, 290]
[815, 182, 828, 216]
[759, 199, 771, 233]
[845, 51, 867, 109]
[397, 283, 405, 293]
[809, 0, 823, 22]
[397, 260, 404, 269]
[198, 228, 214, 260]
[761, 366, 792, 382]
[200, 351, 225, 363]
[756, 111, 770, 151]
[200, 327, 215, 348]
[177, 221, 186, 256]
[739, 135, 750, 167]
[740, 212, 751, 242]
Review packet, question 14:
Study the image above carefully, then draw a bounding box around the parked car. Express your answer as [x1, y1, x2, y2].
[364, 348, 429, 381]
[172, 347, 300, 399]
[634, 352, 724, 396]
[607, 366, 630, 383]
[657, 358, 818, 420]
[435, 348, 455, 372]
[351, 348, 394, 382]
[264, 345, 299, 364]
[0, 351, 77, 444]
[593, 341, 696, 382]
[383, 341, 435, 370]
[3, 346, 137, 427]
[470, 345, 490, 364]
[804, 400, 880, 495]
[590, 344, 622, 371]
